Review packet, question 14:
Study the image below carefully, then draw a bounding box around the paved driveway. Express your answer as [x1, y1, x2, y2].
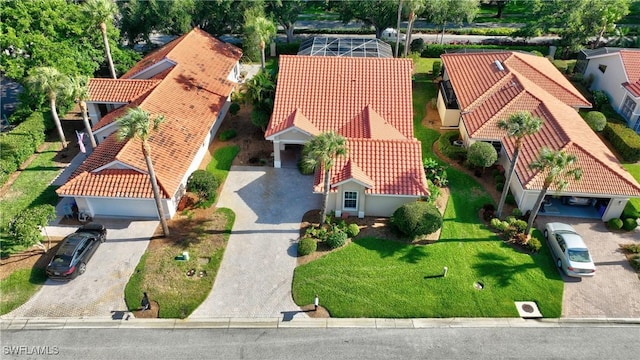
[190, 166, 321, 318]
[536, 216, 640, 318]
[2, 219, 157, 319]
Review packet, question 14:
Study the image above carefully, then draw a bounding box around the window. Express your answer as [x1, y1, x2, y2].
[343, 191, 358, 210]
[621, 96, 637, 121]
[598, 64, 607, 73]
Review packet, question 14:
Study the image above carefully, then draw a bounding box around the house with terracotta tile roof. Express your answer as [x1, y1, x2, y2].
[56, 28, 242, 219]
[579, 48, 640, 133]
[265, 55, 428, 217]
[438, 51, 640, 221]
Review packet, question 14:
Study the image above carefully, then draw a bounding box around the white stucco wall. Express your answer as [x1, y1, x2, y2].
[584, 54, 627, 110]
[72, 196, 173, 220]
[436, 90, 461, 127]
[365, 195, 420, 217]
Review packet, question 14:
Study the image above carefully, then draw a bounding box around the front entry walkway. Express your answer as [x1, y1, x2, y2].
[189, 166, 321, 318]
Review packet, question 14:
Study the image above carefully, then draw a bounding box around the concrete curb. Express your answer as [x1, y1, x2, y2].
[2, 317, 639, 330]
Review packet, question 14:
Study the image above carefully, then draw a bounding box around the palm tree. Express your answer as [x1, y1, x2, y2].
[25, 67, 68, 150]
[395, 0, 404, 58]
[525, 148, 583, 235]
[116, 107, 170, 236]
[301, 131, 348, 226]
[83, 0, 118, 79]
[496, 111, 543, 218]
[403, 0, 426, 58]
[66, 75, 97, 149]
[251, 16, 277, 71]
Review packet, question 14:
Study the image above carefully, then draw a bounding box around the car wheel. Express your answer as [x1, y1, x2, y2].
[100, 236, 106, 243]
[78, 262, 87, 275]
[556, 259, 562, 269]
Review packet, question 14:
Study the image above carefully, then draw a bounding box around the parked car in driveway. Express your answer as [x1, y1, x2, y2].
[46, 223, 107, 280]
[544, 222, 596, 277]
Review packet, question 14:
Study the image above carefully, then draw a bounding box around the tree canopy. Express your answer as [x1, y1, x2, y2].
[332, 0, 399, 38]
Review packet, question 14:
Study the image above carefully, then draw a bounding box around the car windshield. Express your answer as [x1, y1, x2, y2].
[51, 254, 71, 266]
[568, 249, 591, 263]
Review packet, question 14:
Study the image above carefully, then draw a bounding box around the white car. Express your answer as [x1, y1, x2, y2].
[381, 28, 406, 42]
[544, 222, 596, 277]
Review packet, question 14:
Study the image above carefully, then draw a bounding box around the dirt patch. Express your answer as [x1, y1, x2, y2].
[0, 238, 64, 281]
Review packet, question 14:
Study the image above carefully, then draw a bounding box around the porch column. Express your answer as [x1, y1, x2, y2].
[273, 140, 282, 168]
[358, 192, 366, 218]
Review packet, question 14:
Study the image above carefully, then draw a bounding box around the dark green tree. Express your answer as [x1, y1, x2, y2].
[7, 205, 56, 253]
[422, 0, 479, 44]
[266, 0, 304, 44]
[468, 142, 498, 173]
[332, 0, 399, 38]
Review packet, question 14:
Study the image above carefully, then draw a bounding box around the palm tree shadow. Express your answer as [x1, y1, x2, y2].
[472, 251, 537, 287]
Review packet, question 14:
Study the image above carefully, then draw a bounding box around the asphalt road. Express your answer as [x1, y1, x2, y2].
[3, 327, 639, 360]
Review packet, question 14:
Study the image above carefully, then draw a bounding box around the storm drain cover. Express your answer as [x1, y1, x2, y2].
[514, 301, 542, 318]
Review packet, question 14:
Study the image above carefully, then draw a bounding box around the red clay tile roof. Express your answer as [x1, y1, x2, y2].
[88, 78, 161, 103]
[268, 55, 427, 197]
[59, 169, 166, 198]
[314, 139, 428, 196]
[620, 50, 640, 97]
[58, 28, 242, 200]
[443, 51, 640, 197]
[441, 52, 591, 110]
[266, 56, 414, 139]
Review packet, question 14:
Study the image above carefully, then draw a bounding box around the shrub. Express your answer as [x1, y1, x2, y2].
[592, 90, 610, 110]
[622, 218, 638, 231]
[0, 111, 46, 186]
[390, 201, 443, 238]
[494, 174, 505, 183]
[306, 225, 328, 241]
[620, 243, 640, 254]
[490, 218, 503, 230]
[467, 142, 497, 170]
[511, 219, 528, 234]
[187, 170, 219, 204]
[530, 50, 544, 57]
[552, 60, 568, 73]
[346, 223, 360, 238]
[297, 159, 314, 175]
[602, 122, 640, 162]
[511, 208, 523, 217]
[423, 157, 448, 187]
[229, 102, 240, 116]
[491, 169, 502, 177]
[527, 237, 542, 253]
[297, 237, 317, 256]
[326, 229, 348, 249]
[607, 218, 623, 230]
[438, 131, 467, 161]
[506, 193, 516, 205]
[219, 129, 237, 141]
[432, 60, 442, 76]
[410, 38, 425, 53]
[426, 179, 441, 204]
[584, 111, 607, 132]
[630, 255, 640, 271]
[496, 182, 504, 192]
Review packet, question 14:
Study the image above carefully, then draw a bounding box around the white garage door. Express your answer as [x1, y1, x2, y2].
[87, 198, 158, 218]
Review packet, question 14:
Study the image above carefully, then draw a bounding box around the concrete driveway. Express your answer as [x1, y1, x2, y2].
[536, 216, 640, 318]
[2, 219, 157, 319]
[190, 166, 321, 318]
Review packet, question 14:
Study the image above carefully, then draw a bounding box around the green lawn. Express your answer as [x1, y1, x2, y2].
[292, 58, 564, 318]
[0, 143, 62, 255]
[206, 145, 240, 182]
[0, 268, 47, 315]
[623, 163, 640, 218]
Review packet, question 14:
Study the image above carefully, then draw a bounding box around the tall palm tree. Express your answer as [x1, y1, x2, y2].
[251, 16, 277, 71]
[403, 0, 426, 58]
[116, 107, 170, 236]
[83, 0, 118, 79]
[496, 111, 543, 218]
[66, 75, 97, 149]
[395, 0, 404, 58]
[525, 148, 583, 235]
[25, 67, 68, 150]
[301, 131, 348, 226]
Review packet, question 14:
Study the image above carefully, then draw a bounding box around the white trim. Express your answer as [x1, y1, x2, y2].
[92, 161, 146, 174]
[128, 58, 177, 80]
[343, 191, 358, 211]
[265, 126, 315, 141]
[332, 178, 373, 189]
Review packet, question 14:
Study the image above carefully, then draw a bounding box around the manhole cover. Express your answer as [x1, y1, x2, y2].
[473, 281, 484, 290]
[521, 304, 535, 313]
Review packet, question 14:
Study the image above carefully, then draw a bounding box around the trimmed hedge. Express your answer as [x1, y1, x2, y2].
[390, 201, 443, 238]
[622, 218, 638, 231]
[0, 112, 46, 186]
[602, 122, 640, 162]
[607, 218, 623, 230]
[438, 131, 467, 161]
[584, 111, 607, 132]
[326, 229, 348, 249]
[420, 44, 547, 58]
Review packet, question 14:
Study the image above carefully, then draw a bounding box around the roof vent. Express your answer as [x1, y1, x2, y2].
[494, 60, 505, 71]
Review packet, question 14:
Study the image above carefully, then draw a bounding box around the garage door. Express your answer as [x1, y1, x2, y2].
[87, 197, 158, 218]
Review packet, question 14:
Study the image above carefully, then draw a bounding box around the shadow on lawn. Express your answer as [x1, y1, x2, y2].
[356, 237, 430, 264]
[472, 251, 538, 287]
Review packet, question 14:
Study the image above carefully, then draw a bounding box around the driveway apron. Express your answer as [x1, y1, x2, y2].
[536, 217, 640, 318]
[3, 219, 157, 319]
[190, 166, 321, 318]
